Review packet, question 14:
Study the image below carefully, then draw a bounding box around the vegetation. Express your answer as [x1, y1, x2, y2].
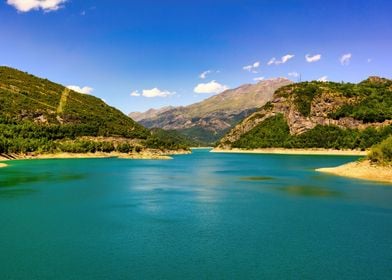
[176, 127, 227, 146]
[232, 114, 392, 150]
[226, 77, 392, 151]
[277, 78, 392, 120]
[232, 114, 290, 148]
[368, 135, 392, 164]
[0, 66, 190, 155]
[147, 128, 199, 150]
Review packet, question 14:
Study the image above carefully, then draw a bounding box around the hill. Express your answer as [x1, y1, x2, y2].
[217, 77, 392, 150]
[0, 66, 189, 156]
[129, 78, 292, 144]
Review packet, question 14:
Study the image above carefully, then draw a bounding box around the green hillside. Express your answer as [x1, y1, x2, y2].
[0, 66, 187, 154]
[219, 77, 392, 150]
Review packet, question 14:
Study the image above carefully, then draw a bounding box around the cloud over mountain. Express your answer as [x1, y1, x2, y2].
[194, 80, 228, 94]
[67, 85, 93, 94]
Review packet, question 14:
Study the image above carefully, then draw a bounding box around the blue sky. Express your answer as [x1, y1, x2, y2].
[1, 0, 391, 113]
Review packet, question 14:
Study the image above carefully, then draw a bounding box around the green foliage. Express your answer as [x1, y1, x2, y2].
[329, 86, 392, 122]
[275, 78, 392, 121]
[233, 114, 290, 148]
[232, 115, 392, 150]
[291, 83, 320, 116]
[149, 128, 200, 148]
[325, 78, 392, 122]
[0, 66, 191, 154]
[0, 66, 150, 139]
[368, 135, 392, 164]
[176, 127, 227, 146]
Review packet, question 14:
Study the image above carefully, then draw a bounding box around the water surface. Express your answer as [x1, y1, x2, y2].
[0, 150, 391, 279]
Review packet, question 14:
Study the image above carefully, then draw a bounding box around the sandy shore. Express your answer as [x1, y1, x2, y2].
[211, 148, 367, 156]
[0, 163, 7, 168]
[0, 150, 191, 161]
[317, 160, 392, 183]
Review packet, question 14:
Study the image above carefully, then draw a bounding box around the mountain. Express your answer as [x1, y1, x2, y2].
[217, 77, 392, 150]
[129, 78, 292, 144]
[129, 106, 175, 122]
[0, 66, 189, 155]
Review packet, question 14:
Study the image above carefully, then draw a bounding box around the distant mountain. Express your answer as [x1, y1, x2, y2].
[0, 66, 189, 155]
[129, 106, 175, 122]
[129, 78, 292, 144]
[217, 77, 392, 150]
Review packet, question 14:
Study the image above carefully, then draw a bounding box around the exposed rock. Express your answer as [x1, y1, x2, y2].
[219, 77, 392, 148]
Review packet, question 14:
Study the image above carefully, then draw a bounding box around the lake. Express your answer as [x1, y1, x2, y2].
[0, 149, 391, 279]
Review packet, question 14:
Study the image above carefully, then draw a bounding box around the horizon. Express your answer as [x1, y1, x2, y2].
[1, 0, 391, 113]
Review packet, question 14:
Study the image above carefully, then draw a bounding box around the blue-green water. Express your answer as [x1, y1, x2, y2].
[0, 149, 391, 279]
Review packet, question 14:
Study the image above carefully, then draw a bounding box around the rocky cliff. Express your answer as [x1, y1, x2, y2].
[218, 77, 392, 149]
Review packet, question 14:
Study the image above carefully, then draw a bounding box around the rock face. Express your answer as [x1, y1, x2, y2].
[219, 78, 392, 148]
[129, 78, 292, 143]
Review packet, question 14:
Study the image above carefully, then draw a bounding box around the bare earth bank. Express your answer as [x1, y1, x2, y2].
[0, 150, 191, 161]
[316, 160, 392, 183]
[211, 148, 367, 156]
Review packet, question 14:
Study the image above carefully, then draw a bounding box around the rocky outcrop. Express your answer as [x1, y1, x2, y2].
[219, 78, 392, 148]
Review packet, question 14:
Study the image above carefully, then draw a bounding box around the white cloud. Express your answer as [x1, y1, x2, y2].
[340, 53, 352, 65]
[194, 80, 228, 94]
[130, 90, 141, 97]
[288, 72, 299, 78]
[243, 61, 260, 73]
[7, 0, 67, 12]
[281, 54, 294, 63]
[142, 88, 175, 98]
[67, 85, 93, 94]
[267, 54, 295, 65]
[253, 76, 265, 82]
[199, 70, 212, 79]
[305, 54, 321, 63]
[317, 76, 328, 82]
[267, 57, 276, 66]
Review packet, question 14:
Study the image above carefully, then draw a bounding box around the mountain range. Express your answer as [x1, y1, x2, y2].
[129, 78, 292, 144]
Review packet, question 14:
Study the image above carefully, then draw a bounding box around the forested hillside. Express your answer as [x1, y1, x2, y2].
[218, 77, 392, 150]
[0, 66, 188, 154]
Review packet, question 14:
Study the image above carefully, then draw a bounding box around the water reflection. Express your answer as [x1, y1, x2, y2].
[0, 170, 86, 188]
[276, 185, 342, 198]
[240, 176, 274, 181]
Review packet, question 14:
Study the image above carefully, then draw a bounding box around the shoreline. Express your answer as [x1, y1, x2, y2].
[0, 150, 191, 162]
[317, 160, 392, 184]
[211, 148, 367, 156]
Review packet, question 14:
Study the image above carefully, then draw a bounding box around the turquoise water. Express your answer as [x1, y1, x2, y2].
[0, 149, 391, 279]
